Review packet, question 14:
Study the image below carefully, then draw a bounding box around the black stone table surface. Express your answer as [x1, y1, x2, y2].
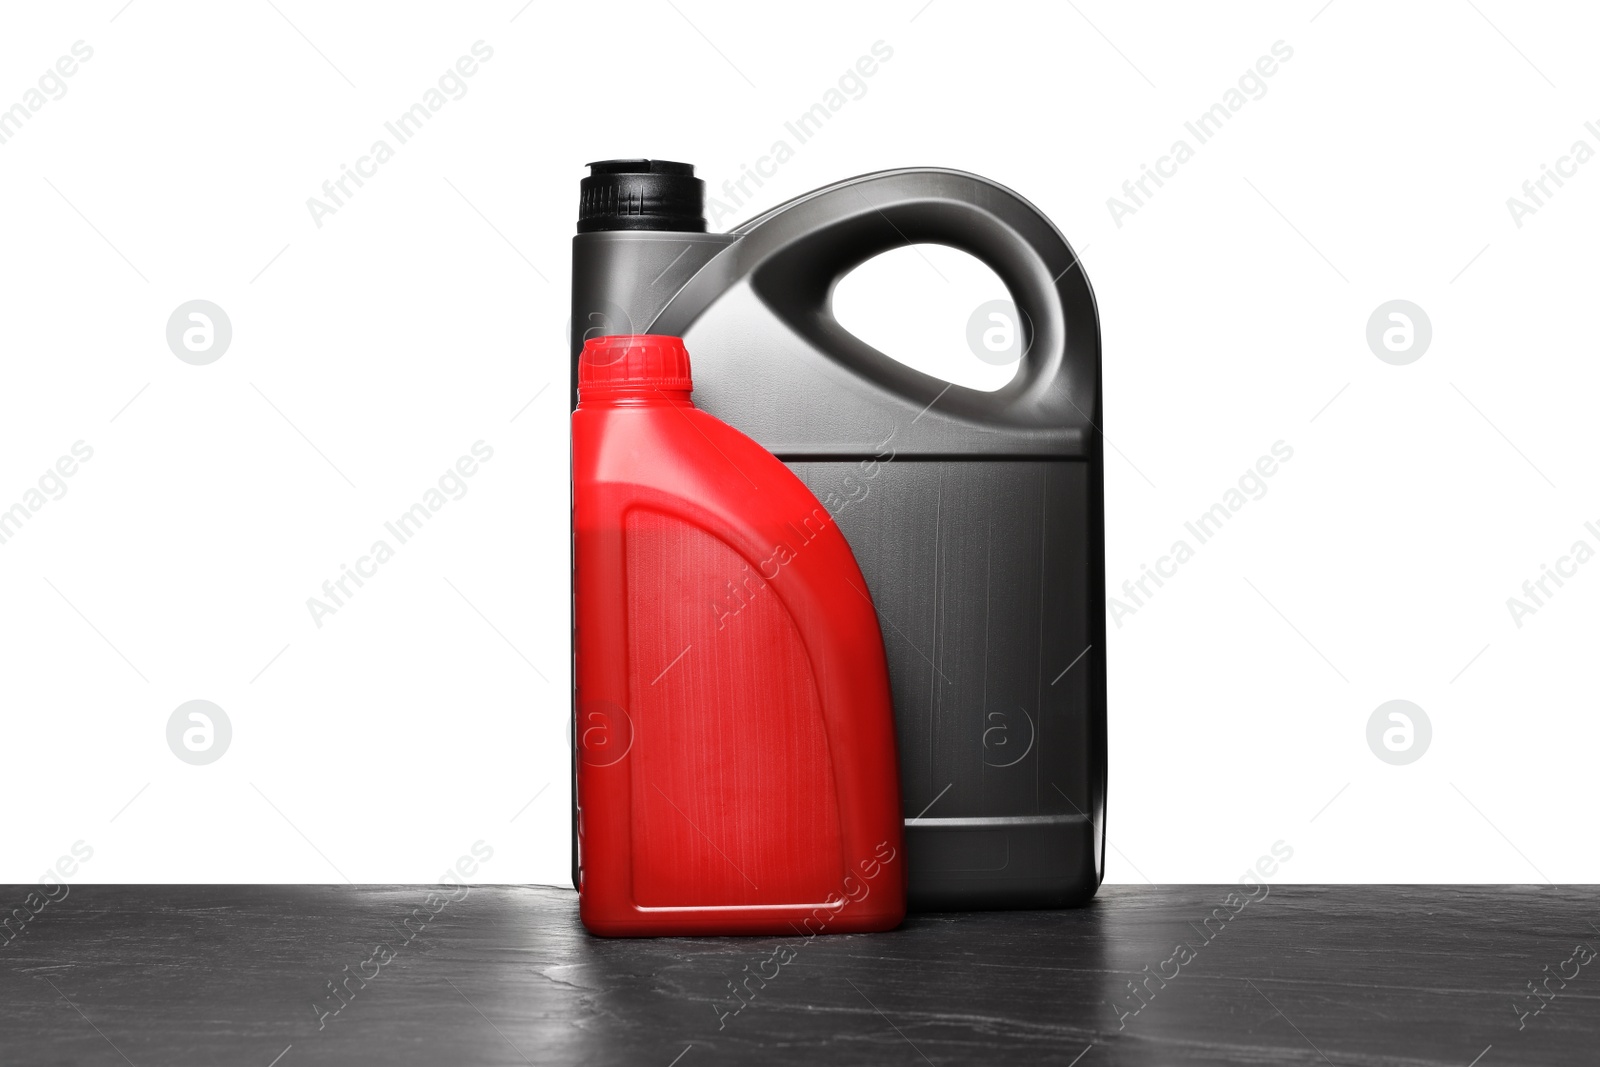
[2, 884, 1595, 1065]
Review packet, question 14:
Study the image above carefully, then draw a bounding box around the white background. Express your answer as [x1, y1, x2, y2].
[2, 1, 1595, 887]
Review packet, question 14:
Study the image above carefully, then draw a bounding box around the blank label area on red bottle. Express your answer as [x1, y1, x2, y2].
[623, 507, 844, 908]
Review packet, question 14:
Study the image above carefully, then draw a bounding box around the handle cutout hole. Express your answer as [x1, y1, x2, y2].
[831, 245, 1024, 393]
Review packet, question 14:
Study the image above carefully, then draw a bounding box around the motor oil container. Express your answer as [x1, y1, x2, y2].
[571, 160, 1105, 910]
[572, 333, 906, 936]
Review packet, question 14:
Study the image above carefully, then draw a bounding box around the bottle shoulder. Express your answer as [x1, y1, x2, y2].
[574, 403, 812, 510]
[573, 403, 873, 627]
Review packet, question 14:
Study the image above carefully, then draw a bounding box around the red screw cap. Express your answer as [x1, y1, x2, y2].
[578, 334, 694, 392]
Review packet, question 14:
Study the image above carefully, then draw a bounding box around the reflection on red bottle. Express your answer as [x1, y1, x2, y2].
[573, 335, 905, 937]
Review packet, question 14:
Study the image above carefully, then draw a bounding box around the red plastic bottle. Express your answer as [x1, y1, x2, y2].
[573, 335, 906, 937]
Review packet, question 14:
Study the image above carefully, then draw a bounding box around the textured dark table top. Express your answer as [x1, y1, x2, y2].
[1, 884, 1595, 1065]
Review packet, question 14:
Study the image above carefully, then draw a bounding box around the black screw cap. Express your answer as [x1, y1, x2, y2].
[578, 159, 706, 234]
